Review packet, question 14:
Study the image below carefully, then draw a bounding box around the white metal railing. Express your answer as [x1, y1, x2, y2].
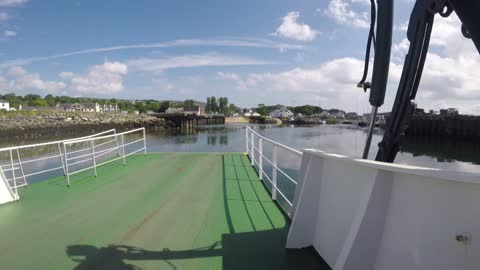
[63, 127, 147, 187]
[245, 126, 302, 214]
[0, 129, 117, 199]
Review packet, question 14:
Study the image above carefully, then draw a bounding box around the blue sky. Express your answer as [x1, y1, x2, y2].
[1, 0, 480, 114]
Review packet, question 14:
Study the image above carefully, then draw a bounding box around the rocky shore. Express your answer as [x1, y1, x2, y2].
[0, 111, 167, 139]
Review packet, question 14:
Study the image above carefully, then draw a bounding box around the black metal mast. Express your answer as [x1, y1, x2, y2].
[371, 0, 480, 163]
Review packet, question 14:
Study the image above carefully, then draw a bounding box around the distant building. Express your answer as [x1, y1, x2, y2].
[59, 103, 99, 112]
[331, 110, 346, 119]
[414, 108, 425, 116]
[165, 107, 183, 114]
[243, 112, 252, 117]
[316, 111, 331, 118]
[439, 108, 459, 116]
[58, 103, 119, 113]
[363, 112, 390, 126]
[447, 108, 459, 116]
[252, 112, 261, 117]
[183, 105, 205, 116]
[99, 103, 119, 112]
[269, 106, 293, 118]
[0, 100, 10, 111]
[345, 112, 358, 120]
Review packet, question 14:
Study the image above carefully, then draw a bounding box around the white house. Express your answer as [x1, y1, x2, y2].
[0, 100, 10, 111]
[269, 106, 293, 118]
[331, 110, 346, 119]
[165, 107, 183, 114]
[315, 111, 331, 118]
[58, 103, 98, 112]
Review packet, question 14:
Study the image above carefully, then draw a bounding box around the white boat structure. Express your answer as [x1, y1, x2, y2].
[243, 126, 480, 270]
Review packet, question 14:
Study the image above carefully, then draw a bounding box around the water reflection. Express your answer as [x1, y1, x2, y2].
[400, 136, 480, 164]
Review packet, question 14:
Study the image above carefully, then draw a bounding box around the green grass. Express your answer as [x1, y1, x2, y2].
[0, 153, 328, 270]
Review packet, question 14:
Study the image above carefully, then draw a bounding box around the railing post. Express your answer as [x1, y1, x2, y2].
[114, 129, 120, 156]
[63, 143, 70, 187]
[58, 142, 67, 175]
[245, 127, 249, 154]
[121, 134, 126, 166]
[9, 150, 19, 200]
[143, 128, 147, 155]
[91, 139, 97, 177]
[259, 138, 263, 180]
[16, 149, 27, 187]
[272, 145, 278, 200]
[250, 132, 254, 166]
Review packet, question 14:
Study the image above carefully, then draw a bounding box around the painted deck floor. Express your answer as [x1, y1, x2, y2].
[0, 153, 328, 270]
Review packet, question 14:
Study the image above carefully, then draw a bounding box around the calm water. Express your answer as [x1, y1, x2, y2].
[1, 124, 480, 187]
[146, 123, 480, 173]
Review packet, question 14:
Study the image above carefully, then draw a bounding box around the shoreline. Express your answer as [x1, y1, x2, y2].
[0, 111, 168, 140]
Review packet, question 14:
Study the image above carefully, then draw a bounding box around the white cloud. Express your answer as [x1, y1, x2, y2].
[127, 53, 271, 73]
[394, 21, 409, 32]
[6, 66, 65, 93]
[1, 38, 303, 68]
[63, 62, 128, 95]
[4, 30, 16, 37]
[390, 14, 480, 114]
[58, 71, 74, 79]
[273, 11, 318, 42]
[324, 0, 369, 28]
[217, 72, 240, 81]
[0, 11, 9, 21]
[0, 0, 27, 7]
[215, 57, 370, 110]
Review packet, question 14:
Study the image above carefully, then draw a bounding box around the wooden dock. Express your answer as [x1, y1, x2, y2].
[150, 113, 225, 129]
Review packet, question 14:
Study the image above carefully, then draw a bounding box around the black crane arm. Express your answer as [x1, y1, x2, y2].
[374, 0, 480, 163]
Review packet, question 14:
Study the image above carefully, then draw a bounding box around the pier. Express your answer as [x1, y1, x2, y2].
[151, 113, 226, 130]
[405, 115, 480, 138]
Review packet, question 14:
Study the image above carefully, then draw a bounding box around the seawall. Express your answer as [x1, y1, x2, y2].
[405, 115, 480, 138]
[0, 111, 167, 139]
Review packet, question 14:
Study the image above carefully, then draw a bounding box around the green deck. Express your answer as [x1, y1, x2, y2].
[0, 153, 328, 270]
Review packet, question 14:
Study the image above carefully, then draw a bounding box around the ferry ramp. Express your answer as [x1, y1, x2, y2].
[0, 153, 327, 270]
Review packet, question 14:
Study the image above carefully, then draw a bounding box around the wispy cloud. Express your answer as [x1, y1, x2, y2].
[127, 53, 273, 73]
[4, 30, 16, 37]
[0, 0, 28, 7]
[1, 38, 303, 68]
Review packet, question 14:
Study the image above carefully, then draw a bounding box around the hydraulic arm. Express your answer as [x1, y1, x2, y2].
[360, 0, 480, 163]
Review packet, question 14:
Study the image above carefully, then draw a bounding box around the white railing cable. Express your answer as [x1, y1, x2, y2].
[0, 129, 117, 194]
[246, 126, 302, 156]
[245, 126, 301, 213]
[0, 129, 116, 152]
[63, 127, 147, 186]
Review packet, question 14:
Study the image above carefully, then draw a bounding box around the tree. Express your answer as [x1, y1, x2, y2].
[44, 94, 56, 107]
[134, 103, 146, 113]
[228, 103, 240, 116]
[218, 97, 228, 114]
[159, 101, 170, 112]
[184, 99, 195, 107]
[205, 97, 212, 113]
[256, 104, 269, 116]
[210, 97, 217, 113]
